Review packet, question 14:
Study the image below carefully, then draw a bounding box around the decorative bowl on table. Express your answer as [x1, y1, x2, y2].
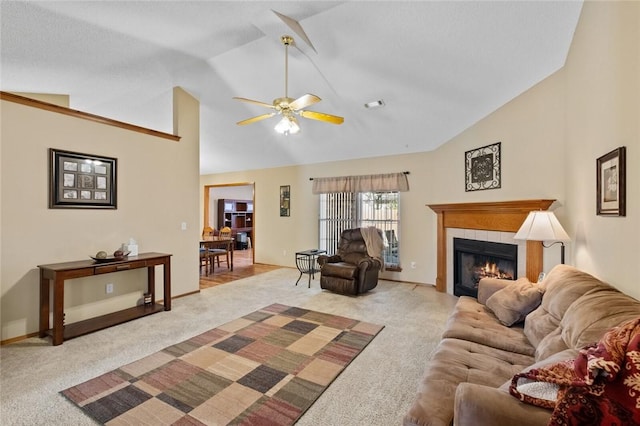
[90, 251, 131, 263]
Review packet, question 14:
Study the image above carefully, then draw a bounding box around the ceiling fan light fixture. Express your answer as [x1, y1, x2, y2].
[274, 116, 300, 135]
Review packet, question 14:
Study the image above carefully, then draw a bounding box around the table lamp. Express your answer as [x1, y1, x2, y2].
[514, 211, 570, 264]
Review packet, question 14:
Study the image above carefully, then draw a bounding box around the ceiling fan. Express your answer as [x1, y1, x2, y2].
[233, 35, 344, 135]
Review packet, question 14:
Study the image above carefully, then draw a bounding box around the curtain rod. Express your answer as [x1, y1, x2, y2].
[309, 171, 410, 181]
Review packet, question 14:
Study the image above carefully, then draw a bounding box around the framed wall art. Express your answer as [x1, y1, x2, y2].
[465, 142, 501, 192]
[49, 148, 117, 209]
[280, 185, 290, 217]
[596, 146, 626, 216]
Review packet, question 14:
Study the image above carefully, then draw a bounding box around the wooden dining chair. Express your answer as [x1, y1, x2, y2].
[219, 227, 232, 238]
[199, 226, 217, 275]
[209, 226, 232, 270]
[199, 244, 211, 275]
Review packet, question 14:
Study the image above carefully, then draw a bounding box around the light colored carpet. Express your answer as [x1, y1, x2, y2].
[0, 268, 457, 425]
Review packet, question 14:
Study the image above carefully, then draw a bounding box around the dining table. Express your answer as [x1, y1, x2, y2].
[200, 236, 235, 272]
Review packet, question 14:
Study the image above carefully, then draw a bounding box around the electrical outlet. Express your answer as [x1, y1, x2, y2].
[181, 222, 187, 231]
[106, 283, 114, 294]
[283, 250, 287, 256]
[411, 262, 416, 269]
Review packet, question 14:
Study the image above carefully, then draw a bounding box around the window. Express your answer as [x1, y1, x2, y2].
[319, 191, 400, 269]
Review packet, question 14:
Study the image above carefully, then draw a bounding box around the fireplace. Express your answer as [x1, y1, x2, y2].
[453, 238, 517, 298]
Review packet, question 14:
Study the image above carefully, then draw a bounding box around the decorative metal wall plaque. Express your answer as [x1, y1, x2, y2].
[465, 142, 501, 192]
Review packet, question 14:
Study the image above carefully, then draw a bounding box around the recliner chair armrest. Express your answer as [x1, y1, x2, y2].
[318, 254, 342, 266]
[357, 257, 381, 270]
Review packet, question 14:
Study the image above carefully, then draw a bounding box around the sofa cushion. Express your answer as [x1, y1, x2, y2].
[443, 296, 535, 356]
[560, 286, 640, 349]
[486, 278, 543, 326]
[525, 265, 640, 361]
[498, 348, 580, 392]
[533, 327, 571, 361]
[524, 265, 608, 360]
[477, 277, 512, 305]
[404, 337, 534, 426]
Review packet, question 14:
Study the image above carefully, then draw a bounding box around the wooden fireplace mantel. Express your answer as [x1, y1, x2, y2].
[428, 199, 555, 292]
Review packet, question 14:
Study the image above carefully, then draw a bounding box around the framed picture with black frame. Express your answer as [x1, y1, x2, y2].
[465, 142, 501, 192]
[280, 185, 290, 217]
[49, 148, 117, 209]
[596, 146, 626, 216]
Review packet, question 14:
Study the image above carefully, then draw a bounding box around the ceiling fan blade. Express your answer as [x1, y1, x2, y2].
[289, 93, 321, 111]
[299, 110, 344, 125]
[237, 112, 276, 126]
[233, 97, 276, 109]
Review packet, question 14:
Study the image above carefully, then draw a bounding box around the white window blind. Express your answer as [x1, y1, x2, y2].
[319, 191, 401, 268]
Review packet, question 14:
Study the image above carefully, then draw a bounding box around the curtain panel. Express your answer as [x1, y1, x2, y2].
[312, 172, 409, 194]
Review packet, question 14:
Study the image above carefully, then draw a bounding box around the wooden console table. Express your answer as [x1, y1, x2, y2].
[38, 252, 172, 346]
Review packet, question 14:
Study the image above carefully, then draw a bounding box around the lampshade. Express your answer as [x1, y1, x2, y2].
[274, 116, 300, 135]
[514, 211, 570, 242]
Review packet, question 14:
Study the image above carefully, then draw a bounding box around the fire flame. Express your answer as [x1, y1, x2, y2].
[477, 262, 513, 281]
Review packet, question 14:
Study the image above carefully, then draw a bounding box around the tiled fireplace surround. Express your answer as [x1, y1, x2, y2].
[428, 199, 555, 294]
[448, 228, 525, 295]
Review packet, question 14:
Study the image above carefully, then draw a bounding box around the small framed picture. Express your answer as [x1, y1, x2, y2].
[49, 148, 117, 209]
[280, 185, 290, 217]
[596, 146, 626, 216]
[465, 142, 501, 192]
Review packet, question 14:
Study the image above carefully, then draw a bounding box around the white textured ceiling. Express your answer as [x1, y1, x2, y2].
[0, 1, 583, 174]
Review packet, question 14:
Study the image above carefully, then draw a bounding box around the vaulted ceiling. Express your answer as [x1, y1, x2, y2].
[1, 1, 582, 174]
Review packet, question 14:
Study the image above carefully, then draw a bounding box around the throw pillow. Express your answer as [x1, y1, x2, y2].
[486, 278, 544, 326]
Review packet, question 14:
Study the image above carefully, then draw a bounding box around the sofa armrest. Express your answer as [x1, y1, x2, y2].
[477, 278, 515, 305]
[454, 383, 551, 426]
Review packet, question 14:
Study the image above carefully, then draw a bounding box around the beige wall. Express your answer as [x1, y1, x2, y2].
[564, 1, 639, 296]
[201, 1, 639, 299]
[12, 92, 70, 107]
[0, 87, 200, 341]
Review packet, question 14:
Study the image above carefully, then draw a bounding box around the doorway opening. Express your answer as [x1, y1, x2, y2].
[203, 182, 256, 264]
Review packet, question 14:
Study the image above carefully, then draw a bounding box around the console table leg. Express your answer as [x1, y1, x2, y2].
[52, 278, 65, 346]
[147, 266, 155, 304]
[39, 274, 49, 338]
[163, 259, 171, 311]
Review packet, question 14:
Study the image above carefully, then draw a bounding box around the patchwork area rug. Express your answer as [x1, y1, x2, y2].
[61, 303, 384, 425]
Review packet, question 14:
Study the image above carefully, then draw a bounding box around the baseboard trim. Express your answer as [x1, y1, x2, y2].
[1, 289, 201, 346]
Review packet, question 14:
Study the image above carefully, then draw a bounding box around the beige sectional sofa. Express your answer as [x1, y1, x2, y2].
[404, 264, 640, 426]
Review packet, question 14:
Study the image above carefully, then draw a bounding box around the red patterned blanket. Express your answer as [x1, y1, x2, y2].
[510, 317, 640, 426]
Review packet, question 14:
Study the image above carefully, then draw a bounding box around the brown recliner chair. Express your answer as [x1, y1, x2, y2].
[317, 228, 383, 295]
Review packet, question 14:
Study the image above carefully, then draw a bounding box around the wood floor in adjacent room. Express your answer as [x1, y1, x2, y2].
[199, 248, 282, 289]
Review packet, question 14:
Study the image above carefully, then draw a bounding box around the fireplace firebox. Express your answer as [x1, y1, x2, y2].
[453, 238, 517, 298]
